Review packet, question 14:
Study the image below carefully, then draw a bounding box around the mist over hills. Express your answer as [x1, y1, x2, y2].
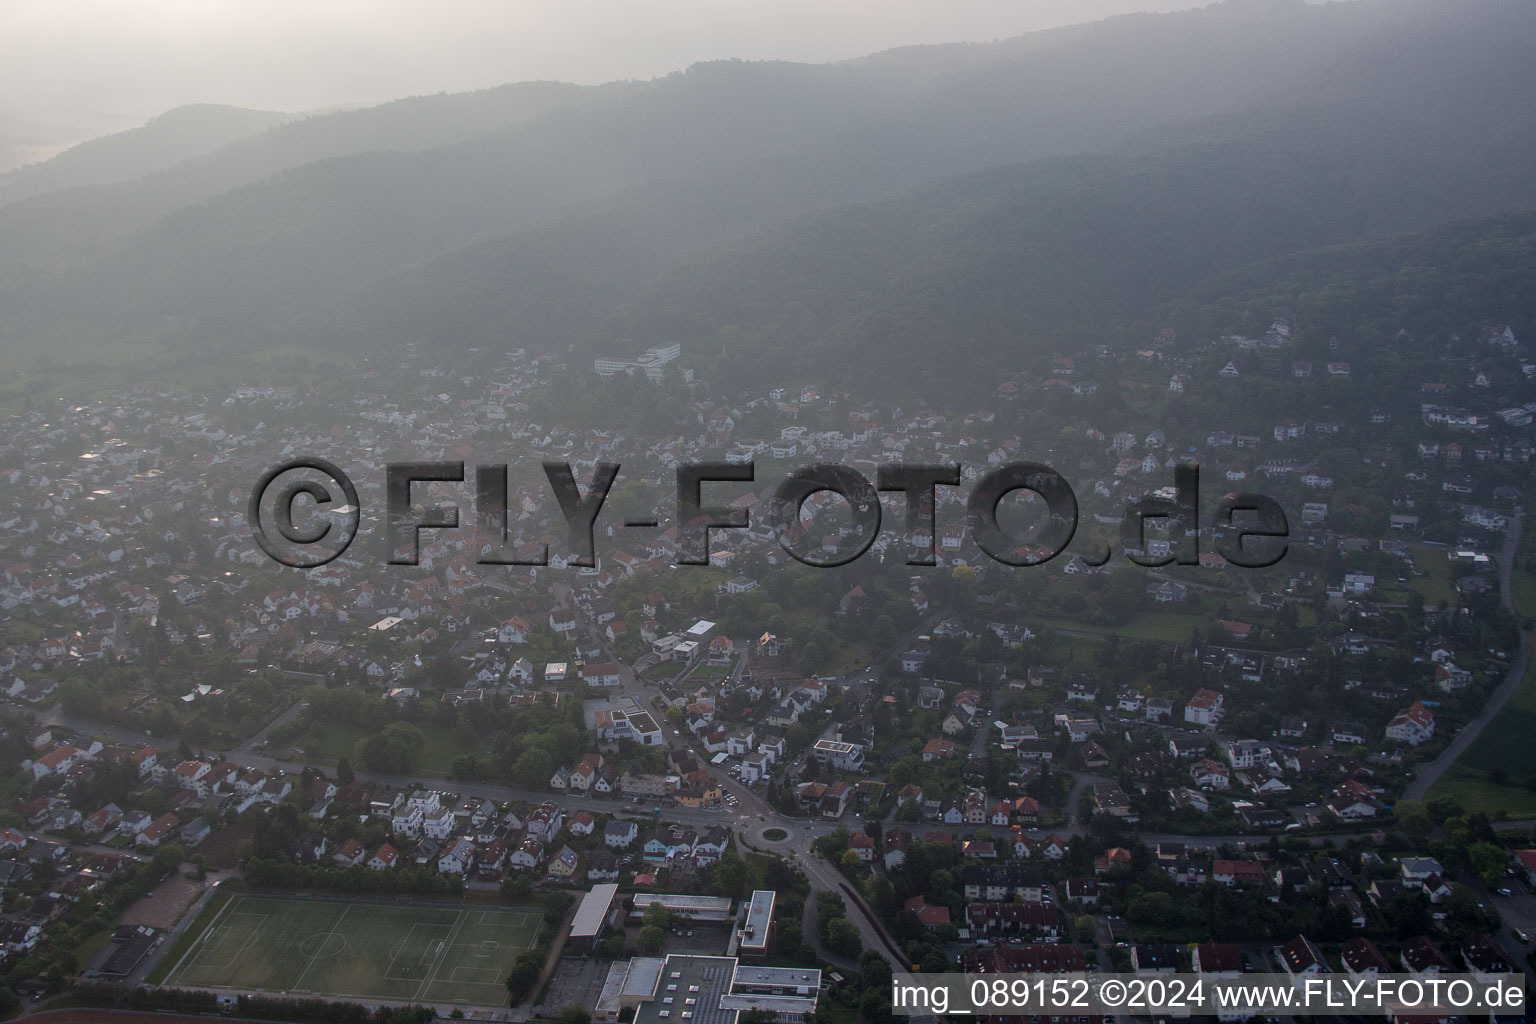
[0, 104, 291, 205]
[1, 0, 1533, 393]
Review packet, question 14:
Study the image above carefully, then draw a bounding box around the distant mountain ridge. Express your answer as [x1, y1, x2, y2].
[0, 104, 291, 206]
[0, 0, 1532, 390]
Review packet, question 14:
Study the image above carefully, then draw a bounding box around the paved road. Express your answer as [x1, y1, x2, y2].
[231, 699, 307, 759]
[20, 827, 145, 863]
[1065, 772, 1112, 829]
[1463, 869, 1536, 966]
[1403, 511, 1526, 802]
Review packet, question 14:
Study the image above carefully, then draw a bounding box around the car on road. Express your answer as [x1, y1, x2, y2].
[1498, 887, 1513, 896]
[1514, 928, 1530, 944]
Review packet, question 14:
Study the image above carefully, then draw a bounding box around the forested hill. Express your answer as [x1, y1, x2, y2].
[1160, 211, 1536, 350]
[0, 105, 291, 205]
[552, 90, 1536, 397]
[1, 0, 1534, 387]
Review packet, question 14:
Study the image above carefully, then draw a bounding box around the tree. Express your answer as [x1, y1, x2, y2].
[860, 989, 895, 1024]
[337, 756, 355, 785]
[712, 849, 750, 899]
[1126, 890, 1176, 926]
[840, 849, 862, 869]
[860, 950, 893, 990]
[356, 722, 425, 773]
[152, 843, 187, 874]
[505, 950, 544, 1003]
[637, 924, 665, 955]
[1396, 800, 1432, 843]
[862, 876, 897, 919]
[1466, 842, 1507, 886]
[512, 748, 555, 790]
[559, 1006, 592, 1024]
[826, 917, 862, 958]
[643, 901, 677, 932]
[451, 754, 486, 780]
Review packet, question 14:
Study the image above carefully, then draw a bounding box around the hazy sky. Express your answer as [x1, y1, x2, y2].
[0, 0, 1206, 158]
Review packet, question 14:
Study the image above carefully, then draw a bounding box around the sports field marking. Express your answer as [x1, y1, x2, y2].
[414, 927, 453, 967]
[491, 910, 541, 948]
[292, 904, 351, 992]
[198, 924, 231, 957]
[414, 909, 470, 1003]
[384, 922, 442, 981]
[164, 896, 543, 1006]
[192, 913, 267, 971]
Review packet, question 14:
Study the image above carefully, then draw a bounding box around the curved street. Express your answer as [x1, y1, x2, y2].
[1404, 510, 1525, 801]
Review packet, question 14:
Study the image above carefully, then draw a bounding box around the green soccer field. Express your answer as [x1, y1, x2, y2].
[160, 895, 542, 1007]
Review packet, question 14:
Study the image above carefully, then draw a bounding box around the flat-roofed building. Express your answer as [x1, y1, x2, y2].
[569, 882, 622, 950]
[738, 890, 775, 958]
[613, 954, 822, 1024]
[631, 892, 734, 922]
[729, 964, 820, 997]
[717, 992, 819, 1019]
[597, 962, 631, 1022]
[634, 955, 737, 1024]
[596, 957, 668, 1022]
[810, 739, 864, 772]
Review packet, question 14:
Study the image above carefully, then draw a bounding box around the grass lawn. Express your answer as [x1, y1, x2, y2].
[1428, 762, 1536, 819]
[1514, 570, 1536, 621]
[1036, 608, 1200, 644]
[1411, 544, 1458, 607]
[70, 927, 115, 970]
[1425, 518, 1536, 815]
[287, 721, 474, 777]
[1427, 634, 1536, 816]
[1511, 526, 1535, 620]
[159, 894, 541, 1007]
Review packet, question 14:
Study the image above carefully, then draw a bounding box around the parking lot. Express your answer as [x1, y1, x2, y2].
[542, 956, 611, 1014]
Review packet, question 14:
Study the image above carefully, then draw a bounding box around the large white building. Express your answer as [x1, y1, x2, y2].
[595, 344, 683, 382]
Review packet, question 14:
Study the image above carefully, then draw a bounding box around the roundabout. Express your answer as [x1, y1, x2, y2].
[744, 822, 797, 849]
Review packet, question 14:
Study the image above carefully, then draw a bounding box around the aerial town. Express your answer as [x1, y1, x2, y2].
[0, 319, 1530, 1021]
